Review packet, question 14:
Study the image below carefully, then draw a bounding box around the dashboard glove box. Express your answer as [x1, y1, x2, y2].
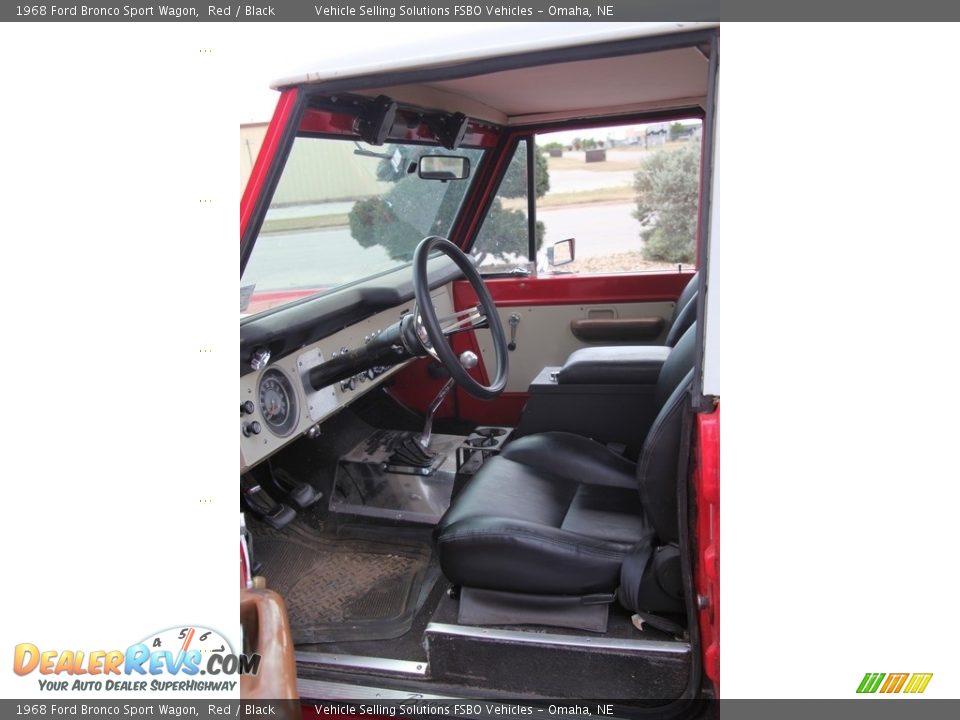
[556, 345, 671, 385]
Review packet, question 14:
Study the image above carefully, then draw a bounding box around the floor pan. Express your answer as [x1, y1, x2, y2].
[254, 522, 434, 644]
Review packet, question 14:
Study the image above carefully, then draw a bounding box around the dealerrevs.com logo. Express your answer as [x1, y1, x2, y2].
[857, 672, 933, 694]
[13, 626, 260, 693]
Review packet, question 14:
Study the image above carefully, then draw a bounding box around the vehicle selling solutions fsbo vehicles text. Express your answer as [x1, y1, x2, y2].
[314, 4, 532, 17]
[313, 5, 606, 18]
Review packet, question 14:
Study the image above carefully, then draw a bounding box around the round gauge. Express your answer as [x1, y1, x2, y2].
[257, 368, 299, 437]
[139, 626, 234, 658]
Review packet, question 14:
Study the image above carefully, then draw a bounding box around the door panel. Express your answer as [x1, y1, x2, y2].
[474, 301, 675, 392]
[456, 272, 692, 393]
[380, 273, 695, 425]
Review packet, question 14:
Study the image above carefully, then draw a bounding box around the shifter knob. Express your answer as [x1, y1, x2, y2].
[459, 351, 478, 369]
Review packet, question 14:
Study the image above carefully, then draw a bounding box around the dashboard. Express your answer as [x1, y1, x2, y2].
[239, 284, 455, 471]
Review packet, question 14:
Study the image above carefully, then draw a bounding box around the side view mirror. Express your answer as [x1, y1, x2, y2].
[418, 155, 470, 181]
[547, 237, 576, 267]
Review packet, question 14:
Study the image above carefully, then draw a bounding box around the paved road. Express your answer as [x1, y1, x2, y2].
[548, 170, 635, 194]
[539, 201, 639, 260]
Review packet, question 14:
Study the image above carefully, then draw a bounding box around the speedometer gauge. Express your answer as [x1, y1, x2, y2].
[257, 368, 299, 437]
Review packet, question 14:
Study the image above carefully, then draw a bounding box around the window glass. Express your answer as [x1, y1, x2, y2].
[241, 137, 485, 317]
[471, 139, 546, 275]
[535, 120, 701, 274]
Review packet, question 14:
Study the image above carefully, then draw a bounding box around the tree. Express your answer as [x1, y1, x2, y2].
[472, 143, 549, 265]
[669, 122, 686, 141]
[634, 144, 700, 264]
[346, 146, 473, 262]
[497, 142, 550, 198]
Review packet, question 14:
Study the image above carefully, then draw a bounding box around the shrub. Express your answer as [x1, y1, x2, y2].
[634, 144, 700, 263]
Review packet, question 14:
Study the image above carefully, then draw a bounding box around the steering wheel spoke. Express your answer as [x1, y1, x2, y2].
[411, 236, 508, 400]
[441, 306, 487, 336]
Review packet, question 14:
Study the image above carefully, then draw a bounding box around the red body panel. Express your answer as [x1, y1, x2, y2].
[241, 89, 299, 241]
[694, 405, 720, 691]
[243, 289, 326, 316]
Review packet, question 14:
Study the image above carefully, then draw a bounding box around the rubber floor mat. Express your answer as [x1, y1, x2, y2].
[253, 523, 434, 644]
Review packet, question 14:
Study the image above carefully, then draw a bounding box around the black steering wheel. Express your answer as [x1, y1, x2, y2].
[411, 236, 508, 400]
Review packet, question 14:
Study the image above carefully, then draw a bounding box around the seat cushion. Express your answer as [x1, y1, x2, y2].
[501, 432, 638, 490]
[435, 443, 651, 595]
[556, 346, 671, 385]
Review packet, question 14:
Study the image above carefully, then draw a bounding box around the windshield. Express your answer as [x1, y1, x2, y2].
[241, 137, 485, 317]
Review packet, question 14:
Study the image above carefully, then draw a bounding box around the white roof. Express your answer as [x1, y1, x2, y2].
[273, 23, 717, 125]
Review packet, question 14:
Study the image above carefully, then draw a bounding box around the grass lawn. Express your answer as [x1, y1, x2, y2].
[502, 186, 635, 211]
[547, 157, 643, 172]
[261, 213, 350, 234]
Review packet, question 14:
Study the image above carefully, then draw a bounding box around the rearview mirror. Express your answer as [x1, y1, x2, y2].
[418, 155, 470, 181]
[547, 237, 576, 267]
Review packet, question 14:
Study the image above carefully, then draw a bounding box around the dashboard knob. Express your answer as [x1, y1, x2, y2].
[366, 369, 377, 380]
[249, 348, 271, 371]
[240, 400, 255, 416]
[341, 378, 356, 392]
[459, 351, 479, 369]
[243, 421, 262, 437]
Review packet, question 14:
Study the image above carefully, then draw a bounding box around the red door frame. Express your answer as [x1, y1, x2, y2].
[694, 405, 720, 692]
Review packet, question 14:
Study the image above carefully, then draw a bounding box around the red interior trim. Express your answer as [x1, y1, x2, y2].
[240, 89, 299, 240]
[298, 106, 499, 148]
[454, 271, 695, 308]
[388, 330, 524, 424]
[297, 108, 354, 136]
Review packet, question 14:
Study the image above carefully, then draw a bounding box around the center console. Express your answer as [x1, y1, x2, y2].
[515, 345, 672, 447]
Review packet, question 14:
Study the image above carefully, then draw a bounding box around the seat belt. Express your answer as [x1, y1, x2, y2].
[631, 611, 687, 637]
[618, 542, 688, 639]
[616, 543, 654, 612]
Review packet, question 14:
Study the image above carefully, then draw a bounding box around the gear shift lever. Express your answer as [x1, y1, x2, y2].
[420, 351, 478, 448]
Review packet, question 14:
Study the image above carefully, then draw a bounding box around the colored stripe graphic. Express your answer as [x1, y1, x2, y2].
[903, 673, 933, 694]
[880, 673, 909, 693]
[857, 673, 885, 693]
[857, 672, 932, 694]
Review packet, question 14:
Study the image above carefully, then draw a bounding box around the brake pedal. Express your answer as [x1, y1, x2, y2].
[268, 468, 322, 510]
[241, 475, 295, 530]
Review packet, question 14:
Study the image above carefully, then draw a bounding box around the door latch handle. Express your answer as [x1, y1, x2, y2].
[508, 312, 521, 351]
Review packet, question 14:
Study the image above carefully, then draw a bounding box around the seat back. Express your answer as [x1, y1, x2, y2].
[663, 272, 699, 347]
[636, 324, 696, 543]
